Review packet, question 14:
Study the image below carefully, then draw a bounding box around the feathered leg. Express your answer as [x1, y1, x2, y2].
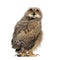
[17, 48, 27, 57]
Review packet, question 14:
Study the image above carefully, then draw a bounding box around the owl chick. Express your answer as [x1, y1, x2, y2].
[11, 7, 43, 57]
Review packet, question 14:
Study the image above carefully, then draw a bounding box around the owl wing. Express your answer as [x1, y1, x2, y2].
[13, 21, 28, 37]
[12, 21, 28, 49]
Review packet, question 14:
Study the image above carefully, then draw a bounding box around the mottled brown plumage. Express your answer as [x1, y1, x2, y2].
[11, 7, 43, 57]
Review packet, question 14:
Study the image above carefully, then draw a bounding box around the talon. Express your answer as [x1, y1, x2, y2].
[16, 53, 28, 57]
[27, 53, 39, 57]
[16, 53, 22, 57]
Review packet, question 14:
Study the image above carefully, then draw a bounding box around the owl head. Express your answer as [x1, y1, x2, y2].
[24, 7, 42, 20]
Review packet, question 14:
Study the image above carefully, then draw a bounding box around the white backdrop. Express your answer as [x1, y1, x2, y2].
[0, 0, 60, 60]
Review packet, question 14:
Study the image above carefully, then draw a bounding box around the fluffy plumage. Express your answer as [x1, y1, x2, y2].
[11, 7, 43, 57]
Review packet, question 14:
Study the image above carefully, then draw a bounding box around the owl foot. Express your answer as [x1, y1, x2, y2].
[16, 53, 22, 57]
[27, 53, 39, 57]
[17, 53, 28, 57]
[27, 51, 39, 57]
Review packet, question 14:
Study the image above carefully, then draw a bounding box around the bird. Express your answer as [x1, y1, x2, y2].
[11, 7, 43, 57]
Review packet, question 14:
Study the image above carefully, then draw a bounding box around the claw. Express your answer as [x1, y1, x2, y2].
[16, 53, 28, 57]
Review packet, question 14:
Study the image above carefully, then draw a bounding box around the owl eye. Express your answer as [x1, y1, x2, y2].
[36, 9, 39, 12]
[29, 8, 33, 11]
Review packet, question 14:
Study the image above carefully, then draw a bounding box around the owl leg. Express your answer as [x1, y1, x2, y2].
[27, 50, 39, 57]
[17, 48, 27, 57]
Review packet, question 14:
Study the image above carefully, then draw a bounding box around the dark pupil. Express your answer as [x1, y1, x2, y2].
[29, 9, 32, 11]
[36, 9, 39, 12]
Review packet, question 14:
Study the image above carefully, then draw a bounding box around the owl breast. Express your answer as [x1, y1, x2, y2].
[28, 21, 40, 31]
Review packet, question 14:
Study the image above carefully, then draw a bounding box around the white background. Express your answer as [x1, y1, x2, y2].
[0, 0, 60, 60]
